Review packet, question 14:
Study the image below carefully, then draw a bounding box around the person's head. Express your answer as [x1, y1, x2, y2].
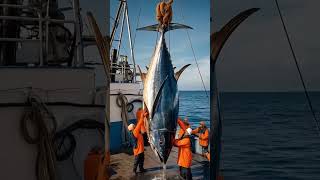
[200, 121, 206, 128]
[128, 124, 135, 131]
[183, 117, 189, 126]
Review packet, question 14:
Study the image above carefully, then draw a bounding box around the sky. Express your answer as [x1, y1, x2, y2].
[213, 0, 320, 92]
[110, 0, 210, 91]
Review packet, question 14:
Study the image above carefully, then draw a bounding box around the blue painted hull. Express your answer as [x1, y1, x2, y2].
[110, 119, 136, 152]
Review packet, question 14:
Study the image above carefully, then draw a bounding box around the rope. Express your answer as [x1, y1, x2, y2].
[156, 0, 173, 28]
[178, 6, 209, 98]
[116, 93, 131, 143]
[20, 94, 57, 180]
[132, 7, 142, 49]
[274, 0, 320, 136]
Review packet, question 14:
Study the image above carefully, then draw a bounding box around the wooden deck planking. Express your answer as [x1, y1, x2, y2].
[109, 146, 209, 180]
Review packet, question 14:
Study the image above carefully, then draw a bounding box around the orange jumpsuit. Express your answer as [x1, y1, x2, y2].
[177, 118, 190, 139]
[173, 137, 192, 168]
[193, 127, 209, 147]
[133, 111, 145, 156]
[175, 118, 192, 168]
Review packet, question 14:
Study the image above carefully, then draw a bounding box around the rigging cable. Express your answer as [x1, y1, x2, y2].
[274, 0, 320, 136]
[178, 5, 209, 98]
[132, 7, 142, 49]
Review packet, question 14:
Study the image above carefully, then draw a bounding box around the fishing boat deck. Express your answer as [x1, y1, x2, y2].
[109, 146, 209, 180]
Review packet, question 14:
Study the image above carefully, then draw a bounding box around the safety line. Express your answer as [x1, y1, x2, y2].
[179, 6, 209, 98]
[132, 7, 142, 49]
[275, 0, 320, 136]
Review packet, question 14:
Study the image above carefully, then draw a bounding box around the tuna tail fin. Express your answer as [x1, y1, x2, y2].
[151, 75, 169, 119]
[137, 23, 193, 33]
[175, 64, 191, 81]
[137, 65, 146, 83]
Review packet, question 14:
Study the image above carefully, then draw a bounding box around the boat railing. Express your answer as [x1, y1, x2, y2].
[110, 61, 136, 83]
[0, 0, 83, 67]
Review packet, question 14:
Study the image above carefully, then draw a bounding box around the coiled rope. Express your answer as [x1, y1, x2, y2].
[20, 94, 57, 180]
[156, 0, 173, 28]
[116, 93, 143, 145]
[274, 0, 320, 136]
[116, 93, 133, 143]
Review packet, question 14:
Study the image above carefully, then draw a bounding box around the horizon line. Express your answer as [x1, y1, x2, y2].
[179, 90, 320, 93]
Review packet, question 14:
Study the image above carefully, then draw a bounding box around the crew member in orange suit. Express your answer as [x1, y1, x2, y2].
[177, 117, 190, 139]
[127, 109, 148, 174]
[193, 121, 209, 156]
[173, 127, 193, 180]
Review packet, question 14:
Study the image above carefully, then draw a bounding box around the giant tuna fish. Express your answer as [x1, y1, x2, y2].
[137, 23, 192, 163]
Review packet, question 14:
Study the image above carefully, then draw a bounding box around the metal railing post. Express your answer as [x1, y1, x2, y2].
[45, 0, 50, 64]
[124, 2, 136, 83]
[73, 0, 84, 67]
[38, 12, 43, 66]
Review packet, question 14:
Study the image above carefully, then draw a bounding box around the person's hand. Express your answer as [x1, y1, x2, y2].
[143, 111, 149, 118]
[143, 108, 149, 117]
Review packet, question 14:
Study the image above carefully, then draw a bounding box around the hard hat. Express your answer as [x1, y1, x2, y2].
[186, 128, 192, 135]
[128, 124, 135, 131]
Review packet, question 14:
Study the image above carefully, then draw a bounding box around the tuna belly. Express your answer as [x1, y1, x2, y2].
[149, 108, 177, 163]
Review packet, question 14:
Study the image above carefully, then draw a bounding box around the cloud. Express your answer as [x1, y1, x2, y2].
[177, 56, 210, 91]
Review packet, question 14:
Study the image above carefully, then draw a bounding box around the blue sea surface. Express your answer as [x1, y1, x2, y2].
[179, 91, 210, 129]
[179, 91, 320, 180]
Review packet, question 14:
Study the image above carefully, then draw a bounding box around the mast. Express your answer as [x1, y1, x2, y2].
[110, 0, 136, 83]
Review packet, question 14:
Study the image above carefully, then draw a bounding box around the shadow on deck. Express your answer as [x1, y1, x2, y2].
[109, 146, 209, 180]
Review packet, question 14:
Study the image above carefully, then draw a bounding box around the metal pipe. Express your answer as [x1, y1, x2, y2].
[73, 0, 84, 66]
[111, 49, 118, 82]
[45, 0, 50, 64]
[124, 3, 136, 83]
[116, 5, 126, 59]
[0, 4, 36, 9]
[38, 12, 43, 66]
[0, 16, 75, 23]
[110, 1, 124, 45]
[0, 38, 40, 42]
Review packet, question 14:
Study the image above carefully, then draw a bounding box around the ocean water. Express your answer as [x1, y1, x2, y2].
[179, 91, 210, 129]
[179, 91, 320, 180]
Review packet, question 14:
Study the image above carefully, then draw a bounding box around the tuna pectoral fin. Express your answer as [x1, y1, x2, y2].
[137, 65, 146, 83]
[175, 64, 191, 80]
[151, 75, 169, 119]
[137, 23, 193, 32]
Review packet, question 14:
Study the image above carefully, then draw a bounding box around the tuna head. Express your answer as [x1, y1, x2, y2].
[137, 23, 192, 163]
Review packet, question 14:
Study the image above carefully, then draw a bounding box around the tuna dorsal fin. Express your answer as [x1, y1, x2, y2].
[137, 65, 146, 83]
[137, 23, 192, 33]
[151, 75, 169, 119]
[175, 64, 191, 80]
